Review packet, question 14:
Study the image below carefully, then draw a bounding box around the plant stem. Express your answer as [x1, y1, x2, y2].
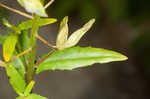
[27, 15, 40, 84]
[35, 49, 56, 66]
[10, 48, 32, 61]
[36, 34, 56, 48]
[0, 2, 33, 19]
[44, 0, 55, 9]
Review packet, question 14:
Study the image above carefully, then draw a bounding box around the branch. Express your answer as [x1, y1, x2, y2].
[36, 34, 56, 49]
[10, 48, 32, 61]
[35, 49, 56, 66]
[44, 0, 55, 9]
[0, 2, 33, 19]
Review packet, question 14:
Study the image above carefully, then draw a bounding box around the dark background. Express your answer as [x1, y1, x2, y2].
[0, 0, 150, 99]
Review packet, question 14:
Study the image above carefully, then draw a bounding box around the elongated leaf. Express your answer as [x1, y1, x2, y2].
[56, 16, 69, 49]
[21, 0, 47, 17]
[6, 63, 26, 95]
[19, 30, 30, 64]
[36, 47, 128, 74]
[24, 81, 35, 96]
[3, 34, 18, 62]
[18, 18, 57, 30]
[16, 94, 47, 99]
[12, 51, 25, 78]
[2, 18, 21, 34]
[64, 19, 95, 48]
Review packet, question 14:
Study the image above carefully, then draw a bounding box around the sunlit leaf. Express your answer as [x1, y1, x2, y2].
[3, 34, 18, 62]
[24, 81, 35, 96]
[56, 16, 69, 49]
[36, 46, 128, 74]
[18, 18, 57, 30]
[64, 19, 95, 48]
[21, 0, 47, 17]
[6, 63, 26, 95]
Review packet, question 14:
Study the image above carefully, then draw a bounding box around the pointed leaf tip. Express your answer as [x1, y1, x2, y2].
[24, 80, 35, 96]
[36, 47, 127, 74]
[56, 16, 69, 49]
[64, 18, 95, 48]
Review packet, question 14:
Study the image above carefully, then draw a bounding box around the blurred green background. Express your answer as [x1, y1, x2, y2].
[0, 0, 150, 99]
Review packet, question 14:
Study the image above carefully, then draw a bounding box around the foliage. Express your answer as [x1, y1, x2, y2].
[0, 0, 128, 99]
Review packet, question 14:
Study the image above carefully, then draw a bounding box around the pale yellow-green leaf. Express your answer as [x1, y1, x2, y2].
[64, 19, 95, 48]
[21, 0, 47, 17]
[3, 34, 18, 62]
[56, 16, 69, 49]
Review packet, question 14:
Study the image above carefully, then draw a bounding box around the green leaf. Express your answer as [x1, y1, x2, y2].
[12, 51, 25, 78]
[21, 0, 47, 17]
[3, 34, 18, 62]
[56, 16, 69, 49]
[16, 96, 23, 99]
[16, 94, 47, 99]
[36, 46, 128, 74]
[2, 18, 21, 34]
[24, 81, 35, 96]
[0, 34, 8, 44]
[6, 63, 26, 95]
[19, 30, 30, 63]
[27, 94, 48, 99]
[64, 19, 95, 48]
[18, 18, 57, 30]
